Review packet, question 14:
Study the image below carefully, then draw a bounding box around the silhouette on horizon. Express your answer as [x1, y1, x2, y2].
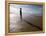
[20, 8, 22, 21]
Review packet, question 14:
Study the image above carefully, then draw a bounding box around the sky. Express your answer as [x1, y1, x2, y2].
[10, 4, 43, 18]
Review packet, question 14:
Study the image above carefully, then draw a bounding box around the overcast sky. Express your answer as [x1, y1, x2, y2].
[10, 4, 43, 17]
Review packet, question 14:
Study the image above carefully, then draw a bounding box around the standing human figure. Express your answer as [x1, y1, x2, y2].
[20, 8, 22, 21]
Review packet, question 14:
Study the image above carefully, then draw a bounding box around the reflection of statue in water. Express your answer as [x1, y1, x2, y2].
[20, 8, 22, 21]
